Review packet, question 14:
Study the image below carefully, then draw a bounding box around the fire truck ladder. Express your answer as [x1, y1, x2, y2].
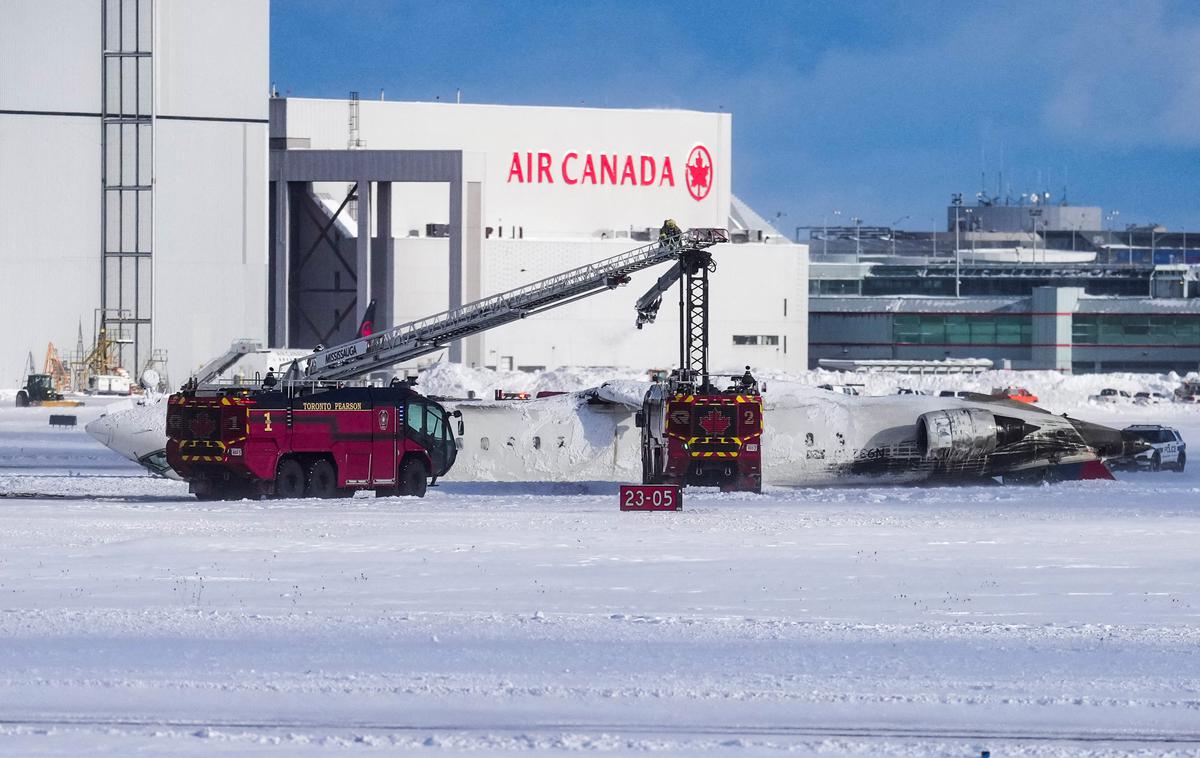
[291, 228, 729, 382]
[633, 244, 717, 390]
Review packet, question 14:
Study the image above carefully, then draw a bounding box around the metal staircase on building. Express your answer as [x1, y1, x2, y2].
[285, 229, 729, 382]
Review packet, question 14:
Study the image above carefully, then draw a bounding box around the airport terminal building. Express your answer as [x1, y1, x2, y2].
[1, 1, 806, 386]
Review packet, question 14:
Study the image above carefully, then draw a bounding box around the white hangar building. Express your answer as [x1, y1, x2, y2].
[1, 0, 807, 386]
[271, 98, 809, 375]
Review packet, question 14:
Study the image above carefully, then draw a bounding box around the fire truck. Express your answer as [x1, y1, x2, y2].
[632, 230, 764, 492]
[166, 383, 461, 500]
[166, 228, 731, 499]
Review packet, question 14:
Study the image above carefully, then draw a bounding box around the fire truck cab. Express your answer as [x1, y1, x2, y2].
[166, 383, 460, 500]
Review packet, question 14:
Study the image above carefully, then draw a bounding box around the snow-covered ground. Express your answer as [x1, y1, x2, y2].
[1, 375, 1199, 755]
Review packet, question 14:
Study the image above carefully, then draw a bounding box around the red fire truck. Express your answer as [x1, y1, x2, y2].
[166, 383, 460, 500]
[638, 380, 763, 493]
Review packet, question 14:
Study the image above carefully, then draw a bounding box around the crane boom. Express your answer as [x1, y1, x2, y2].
[287, 228, 729, 382]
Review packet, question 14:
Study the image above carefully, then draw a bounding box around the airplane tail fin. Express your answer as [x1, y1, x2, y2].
[358, 299, 377, 337]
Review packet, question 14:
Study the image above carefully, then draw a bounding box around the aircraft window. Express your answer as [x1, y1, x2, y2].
[138, 450, 172, 477]
[480, 437, 490, 450]
[533, 436, 541, 450]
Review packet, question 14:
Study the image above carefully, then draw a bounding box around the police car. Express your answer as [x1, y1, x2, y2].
[1116, 425, 1186, 472]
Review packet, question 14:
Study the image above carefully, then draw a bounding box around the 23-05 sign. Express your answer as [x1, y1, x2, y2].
[619, 484, 682, 511]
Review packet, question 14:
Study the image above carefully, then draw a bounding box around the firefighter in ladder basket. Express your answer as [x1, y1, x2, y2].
[659, 218, 682, 247]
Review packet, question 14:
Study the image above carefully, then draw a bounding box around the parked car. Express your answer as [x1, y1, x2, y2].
[1090, 388, 1133, 403]
[1134, 391, 1169, 405]
[817, 383, 862, 396]
[895, 388, 930, 396]
[938, 390, 972, 398]
[1114, 425, 1186, 472]
[993, 387, 1038, 403]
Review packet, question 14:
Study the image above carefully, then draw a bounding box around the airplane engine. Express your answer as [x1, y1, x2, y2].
[917, 408, 1037, 461]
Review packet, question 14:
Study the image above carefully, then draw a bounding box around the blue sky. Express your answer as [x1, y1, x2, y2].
[270, 0, 1200, 233]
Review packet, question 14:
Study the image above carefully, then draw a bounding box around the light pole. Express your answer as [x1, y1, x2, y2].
[931, 217, 938, 257]
[890, 215, 909, 256]
[1029, 208, 1043, 263]
[1105, 210, 1120, 264]
[822, 210, 841, 257]
[852, 217, 862, 262]
[951, 194, 963, 297]
[1127, 223, 1135, 266]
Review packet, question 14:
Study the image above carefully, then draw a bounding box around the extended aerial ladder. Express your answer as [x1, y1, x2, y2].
[282, 228, 730, 383]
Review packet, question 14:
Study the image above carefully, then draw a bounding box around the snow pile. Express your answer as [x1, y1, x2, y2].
[418, 361, 651, 399]
[420, 361, 1199, 416]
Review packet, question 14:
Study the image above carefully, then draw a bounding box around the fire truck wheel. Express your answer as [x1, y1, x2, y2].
[307, 459, 340, 498]
[398, 458, 428, 498]
[15, 391, 29, 407]
[275, 458, 306, 499]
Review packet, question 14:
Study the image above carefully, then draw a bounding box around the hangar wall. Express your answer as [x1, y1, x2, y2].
[0, 0, 268, 386]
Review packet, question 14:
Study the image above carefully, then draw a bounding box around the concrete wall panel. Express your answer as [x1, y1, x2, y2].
[0, 0, 100, 113]
[156, 0, 267, 120]
[154, 119, 267, 377]
[0, 115, 100, 384]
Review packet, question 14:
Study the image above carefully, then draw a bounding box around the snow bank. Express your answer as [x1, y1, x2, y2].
[419, 361, 1199, 416]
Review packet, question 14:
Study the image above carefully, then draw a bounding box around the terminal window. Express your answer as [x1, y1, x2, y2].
[1073, 315, 1200, 346]
[893, 315, 1031, 346]
[733, 335, 780, 346]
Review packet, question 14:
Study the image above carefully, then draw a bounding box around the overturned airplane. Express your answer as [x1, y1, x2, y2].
[86, 378, 1141, 488]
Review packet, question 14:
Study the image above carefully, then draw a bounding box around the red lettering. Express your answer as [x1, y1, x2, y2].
[599, 154, 617, 185]
[582, 154, 597, 184]
[639, 155, 655, 185]
[659, 156, 675, 187]
[526, 152, 532, 183]
[507, 152, 524, 183]
[620, 155, 636, 185]
[562, 152, 578, 185]
[537, 152, 553, 183]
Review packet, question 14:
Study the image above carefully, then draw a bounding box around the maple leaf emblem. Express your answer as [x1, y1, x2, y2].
[698, 409, 731, 436]
[685, 145, 713, 201]
[189, 411, 216, 439]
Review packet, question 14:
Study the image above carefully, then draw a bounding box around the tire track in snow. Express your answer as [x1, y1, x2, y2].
[1, 715, 1199, 747]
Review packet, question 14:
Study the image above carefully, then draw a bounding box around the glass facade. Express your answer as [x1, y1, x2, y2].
[893, 314, 1032, 345]
[1072, 315, 1200, 345]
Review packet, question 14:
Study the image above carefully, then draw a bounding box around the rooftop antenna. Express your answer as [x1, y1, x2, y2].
[456, 88, 461, 104]
[379, 88, 385, 100]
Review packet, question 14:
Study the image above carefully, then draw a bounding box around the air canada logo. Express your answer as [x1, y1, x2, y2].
[685, 145, 713, 202]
